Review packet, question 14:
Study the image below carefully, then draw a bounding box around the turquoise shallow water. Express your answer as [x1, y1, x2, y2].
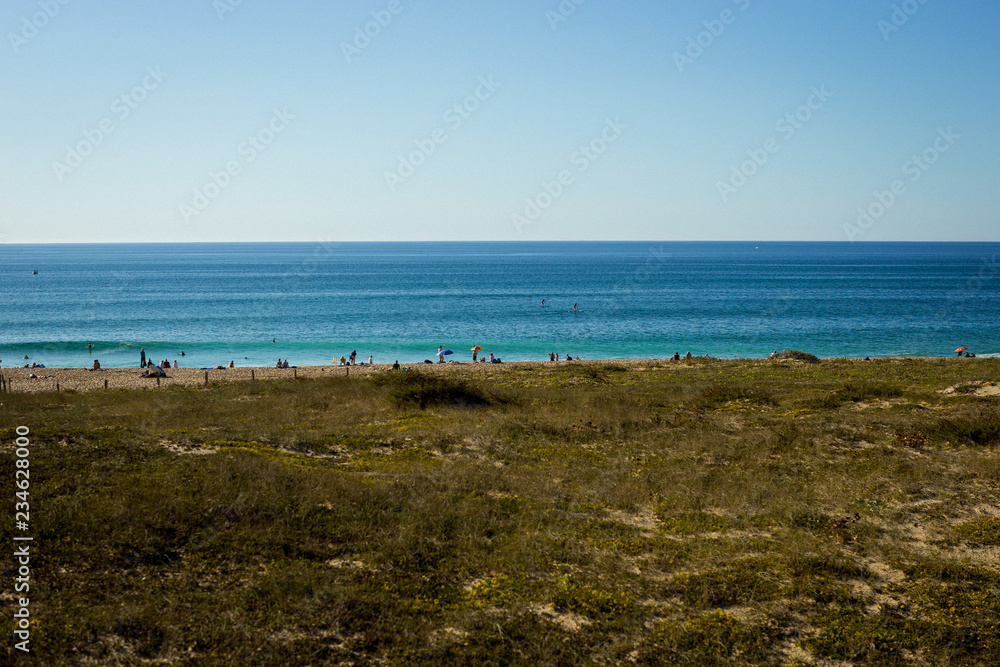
[1, 241, 998, 368]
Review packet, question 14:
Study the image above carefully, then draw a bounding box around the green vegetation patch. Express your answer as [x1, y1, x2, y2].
[207, 440, 336, 470]
[552, 577, 636, 618]
[805, 381, 905, 409]
[694, 382, 776, 410]
[5, 358, 1000, 664]
[466, 574, 521, 608]
[666, 557, 783, 607]
[805, 608, 923, 663]
[955, 516, 1000, 545]
[641, 610, 779, 666]
[656, 510, 733, 535]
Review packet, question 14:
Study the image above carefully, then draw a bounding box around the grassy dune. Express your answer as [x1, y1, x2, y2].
[2, 357, 999, 665]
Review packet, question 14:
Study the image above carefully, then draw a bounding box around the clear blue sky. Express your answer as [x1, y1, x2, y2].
[1, 0, 997, 243]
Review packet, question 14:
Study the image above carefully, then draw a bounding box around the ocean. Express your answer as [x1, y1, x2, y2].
[1, 241, 998, 369]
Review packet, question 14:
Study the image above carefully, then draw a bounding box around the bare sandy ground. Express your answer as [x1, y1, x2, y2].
[0, 358, 667, 394]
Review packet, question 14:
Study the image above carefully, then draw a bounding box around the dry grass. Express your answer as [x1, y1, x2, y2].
[1, 358, 999, 665]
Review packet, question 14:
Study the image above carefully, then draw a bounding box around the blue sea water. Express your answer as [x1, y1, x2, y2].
[1, 241, 998, 369]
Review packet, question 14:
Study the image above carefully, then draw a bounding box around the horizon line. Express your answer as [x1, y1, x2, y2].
[3, 239, 999, 246]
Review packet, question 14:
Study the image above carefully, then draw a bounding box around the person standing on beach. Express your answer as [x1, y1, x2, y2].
[140, 347, 146, 368]
[367, 354, 373, 365]
[438, 346, 445, 363]
[350, 350, 357, 365]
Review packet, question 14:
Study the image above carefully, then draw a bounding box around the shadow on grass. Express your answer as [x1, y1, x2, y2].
[922, 406, 1000, 447]
[371, 372, 494, 409]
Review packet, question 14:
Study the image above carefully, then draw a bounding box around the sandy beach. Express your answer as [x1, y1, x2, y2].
[0, 359, 661, 394]
[0, 355, 972, 395]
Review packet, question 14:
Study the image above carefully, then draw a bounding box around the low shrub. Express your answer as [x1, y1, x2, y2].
[772, 349, 820, 363]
